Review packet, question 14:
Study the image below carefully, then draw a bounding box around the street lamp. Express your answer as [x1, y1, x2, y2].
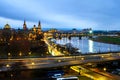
[6, 64, 10, 68]
[103, 67, 107, 71]
[101, 56, 104, 58]
[31, 62, 35, 65]
[29, 51, 31, 55]
[28, 51, 32, 57]
[8, 53, 11, 56]
[8, 53, 11, 59]
[81, 57, 84, 60]
[31, 62, 35, 69]
[6, 64, 10, 71]
[19, 51, 22, 57]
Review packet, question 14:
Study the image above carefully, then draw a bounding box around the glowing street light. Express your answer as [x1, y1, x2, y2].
[58, 60, 61, 62]
[31, 62, 35, 65]
[11, 74, 13, 77]
[31, 62, 35, 69]
[29, 51, 32, 55]
[81, 58, 84, 60]
[19, 51, 22, 56]
[8, 53, 11, 56]
[6, 64, 10, 68]
[103, 67, 107, 71]
[8, 53, 11, 59]
[101, 56, 104, 58]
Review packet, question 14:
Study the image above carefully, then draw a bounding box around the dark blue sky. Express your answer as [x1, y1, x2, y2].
[0, 0, 120, 30]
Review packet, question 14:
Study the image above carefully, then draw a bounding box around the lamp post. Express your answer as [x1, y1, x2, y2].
[6, 64, 10, 68]
[31, 62, 35, 69]
[29, 51, 32, 57]
[103, 67, 107, 71]
[8, 53, 11, 59]
[19, 51, 22, 57]
[6, 64, 10, 71]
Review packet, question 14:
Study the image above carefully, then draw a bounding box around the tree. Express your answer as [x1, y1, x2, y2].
[9, 39, 30, 56]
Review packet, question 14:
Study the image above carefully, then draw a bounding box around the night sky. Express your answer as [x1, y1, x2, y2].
[0, 0, 120, 30]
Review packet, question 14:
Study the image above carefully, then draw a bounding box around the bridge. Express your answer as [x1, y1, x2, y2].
[0, 52, 120, 72]
[51, 32, 115, 39]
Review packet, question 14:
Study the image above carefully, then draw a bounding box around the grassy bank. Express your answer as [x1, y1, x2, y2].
[92, 36, 120, 45]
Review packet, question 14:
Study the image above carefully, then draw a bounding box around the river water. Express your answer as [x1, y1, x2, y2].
[55, 37, 120, 54]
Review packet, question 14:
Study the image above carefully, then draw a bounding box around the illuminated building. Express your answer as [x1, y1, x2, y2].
[4, 23, 11, 30]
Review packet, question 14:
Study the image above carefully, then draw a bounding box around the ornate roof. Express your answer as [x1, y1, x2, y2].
[4, 24, 11, 29]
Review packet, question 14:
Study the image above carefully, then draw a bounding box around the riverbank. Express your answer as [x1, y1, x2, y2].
[92, 36, 120, 45]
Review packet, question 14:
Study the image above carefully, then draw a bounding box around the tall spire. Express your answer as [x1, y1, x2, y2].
[39, 21, 40, 25]
[24, 20, 26, 24]
[23, 20, 27, 30]
[38, 21, 41, 28]
[38, 21, 41, 32]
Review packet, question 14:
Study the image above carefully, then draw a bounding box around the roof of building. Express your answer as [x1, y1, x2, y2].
[4, 24, 11, 29]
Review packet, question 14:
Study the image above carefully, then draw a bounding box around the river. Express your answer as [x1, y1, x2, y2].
[55, 37, 120, 54]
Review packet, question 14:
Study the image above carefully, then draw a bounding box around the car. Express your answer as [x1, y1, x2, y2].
[56, 76, 79, 80]
[47, 70, 64, 78]
[52, 73, 62, 78]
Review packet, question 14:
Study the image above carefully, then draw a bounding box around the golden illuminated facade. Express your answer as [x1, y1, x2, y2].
[32, 21, 42, 33]
[4, 23, 11, 29]
[28, 21, 43, 40]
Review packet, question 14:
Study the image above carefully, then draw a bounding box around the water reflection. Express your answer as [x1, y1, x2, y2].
[89, 40, 93, 53]
[56, 37, 120, 54]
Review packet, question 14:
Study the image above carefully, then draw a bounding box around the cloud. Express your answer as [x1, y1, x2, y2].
[0, 17, 37, 29]
[43, 13, 98, 28]
[0, 0, 120, 30]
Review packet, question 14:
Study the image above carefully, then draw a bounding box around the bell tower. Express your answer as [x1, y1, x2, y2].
[38, 21, 41, 32]
[23, 20, 27, 30]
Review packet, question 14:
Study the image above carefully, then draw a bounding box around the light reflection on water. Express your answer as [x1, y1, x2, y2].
[89, 40, 93, 53]
[55, 37, 120, 54]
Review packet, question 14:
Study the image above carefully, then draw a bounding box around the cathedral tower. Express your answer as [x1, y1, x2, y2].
[23, 20, 27, 30]
[38, 21, 41, 32]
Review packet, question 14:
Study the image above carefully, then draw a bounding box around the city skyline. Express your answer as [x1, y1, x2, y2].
[0, 0, 120, 30]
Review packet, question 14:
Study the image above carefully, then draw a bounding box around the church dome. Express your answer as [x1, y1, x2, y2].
[4, 24, 11, 29]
